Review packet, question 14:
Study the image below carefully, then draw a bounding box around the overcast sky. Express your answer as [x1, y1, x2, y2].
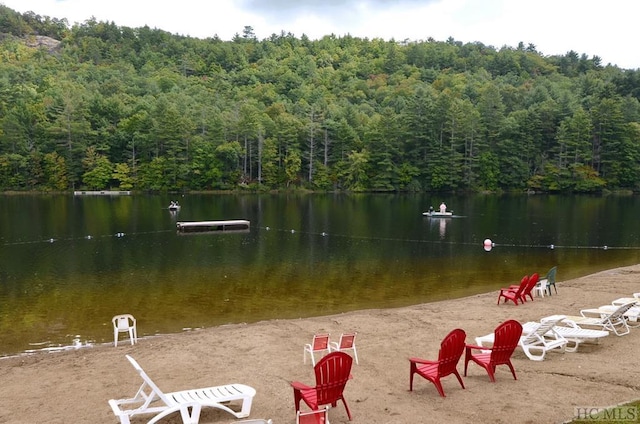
[2, 0, 638, 69]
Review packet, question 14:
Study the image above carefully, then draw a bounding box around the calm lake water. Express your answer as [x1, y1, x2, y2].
[0, 193, 639, 357]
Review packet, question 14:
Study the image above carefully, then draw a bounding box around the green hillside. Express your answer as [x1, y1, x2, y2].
[1, 5, 639, 192]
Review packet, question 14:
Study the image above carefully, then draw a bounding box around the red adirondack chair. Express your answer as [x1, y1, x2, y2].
[291, 351, 354, 421]
[521, 273, 539, 302]
[508, 272, 539, 303]
[464, 319, 523, 382]
[409, 328, 466, 397]
[497, 275, 529, 305]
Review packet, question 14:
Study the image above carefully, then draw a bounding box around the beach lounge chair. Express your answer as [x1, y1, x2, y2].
[464, 319, 522, 381]
[497, 275, 529, 305]
[304, 333, 331, 366]
[112, 314, 137, 347]
[108, 355, 256, 424]
[474, 316, 567, 361]
[611, 296, 640, 307]
[551, 319, 609, 352]
[477, 315, 609, 353]
[291, 351, 354, 421]
[562, 302, 636, 336]
[516, 319, 566, 359]
[580, 303, 640, 328]
[409, 328, 466, 396]
[329, 332, 359, 365]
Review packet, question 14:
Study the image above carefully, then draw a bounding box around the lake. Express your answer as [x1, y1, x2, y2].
[0, 193, 639, 357]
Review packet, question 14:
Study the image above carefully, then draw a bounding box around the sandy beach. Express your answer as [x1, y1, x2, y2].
[1, 265, 639, 424]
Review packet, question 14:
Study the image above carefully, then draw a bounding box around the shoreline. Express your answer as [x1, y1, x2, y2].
[0, 265, 639, 423]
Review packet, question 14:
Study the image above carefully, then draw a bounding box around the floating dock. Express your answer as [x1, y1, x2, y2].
[176, 220, 250, 234]
[74, 190, 131, 196]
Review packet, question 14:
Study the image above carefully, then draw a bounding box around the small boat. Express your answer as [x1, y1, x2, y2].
[168, 202, 181, 211]
[423, 211, 453, 218]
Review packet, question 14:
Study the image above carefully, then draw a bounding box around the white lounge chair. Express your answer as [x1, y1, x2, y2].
[518, 317, 568, 361]
[562, 302, 636, 336]
[109, 355, 256, 424]
[610, 297, 640, 325]
[596, 303, 640, 327]
[551, 320, 609, 352]
[611, 296, 640, 307]
[477, 315, 609, 354]
[475, 316, 567, 361]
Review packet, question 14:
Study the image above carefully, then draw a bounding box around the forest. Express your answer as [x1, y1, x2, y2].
[1, 5, 640, 193]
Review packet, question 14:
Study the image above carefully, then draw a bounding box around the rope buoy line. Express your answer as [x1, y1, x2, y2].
[0, 230, 175, 246]
[1, 226, 638, 251]
[261, 227, 640, 251]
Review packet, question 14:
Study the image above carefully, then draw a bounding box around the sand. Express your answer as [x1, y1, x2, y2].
[1, 265, 639, 424]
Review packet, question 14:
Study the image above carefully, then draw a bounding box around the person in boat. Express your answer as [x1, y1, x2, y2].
[429, 206, 434, 213]
[439, 202, 447, 213]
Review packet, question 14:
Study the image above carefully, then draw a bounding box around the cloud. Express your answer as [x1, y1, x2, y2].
[240, 0, 439, 20]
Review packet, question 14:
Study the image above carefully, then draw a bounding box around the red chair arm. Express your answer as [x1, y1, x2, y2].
[465, 344, 490, 351]
[291, 381, 312, 390]
[408, 357, 437, 365]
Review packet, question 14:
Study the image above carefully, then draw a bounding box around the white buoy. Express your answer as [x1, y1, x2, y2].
[483, 239, 493, 252]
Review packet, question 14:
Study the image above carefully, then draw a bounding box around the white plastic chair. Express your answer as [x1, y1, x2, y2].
[329, 332, 359, 365]
[112, 314, 137, 347]
[537, 266, 558, 296]
[533, 279, 548, 298]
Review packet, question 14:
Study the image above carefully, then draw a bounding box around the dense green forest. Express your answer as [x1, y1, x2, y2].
[1, 6, 640, 193]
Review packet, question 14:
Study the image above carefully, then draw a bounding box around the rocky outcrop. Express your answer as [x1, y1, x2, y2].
[23, 35, 61, 52]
